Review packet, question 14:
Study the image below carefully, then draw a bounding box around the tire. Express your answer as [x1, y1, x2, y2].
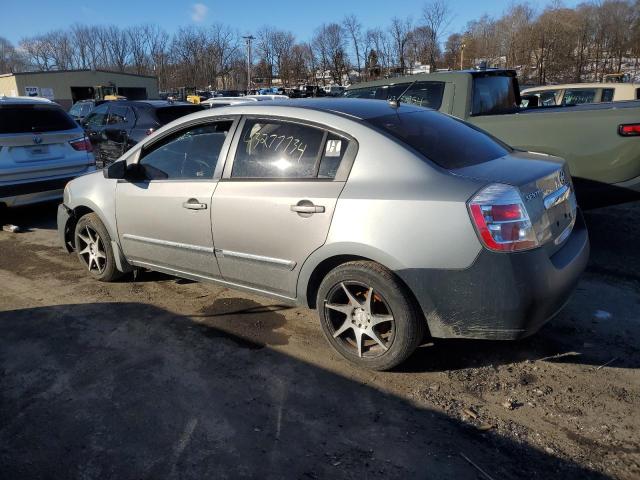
[74, 213, 122, 282]
[316, 260, 425, 371]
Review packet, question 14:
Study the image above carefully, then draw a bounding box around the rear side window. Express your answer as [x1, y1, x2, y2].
[0, 105, 76, 134]
[345, 86, 387, 99]
[637, 88, 640, 100]
[366, 110, 510, 169]
[601, 88, 614, 103]
[562, 89, 596, 105]
[232, 119, 326, 179]
[399, 81, 445, 109]
[472, 75, 518, 115]
[155, 105, 204, 125]
[107, 106, 135, 127]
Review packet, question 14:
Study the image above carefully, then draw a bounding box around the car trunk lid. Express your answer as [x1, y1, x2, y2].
[453, 151, 577, 254]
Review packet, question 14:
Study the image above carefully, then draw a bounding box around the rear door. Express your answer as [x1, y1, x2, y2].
[83, 103, 109, 166]
[116, 118, 237, 278]
[211, 117, 356, 298]
[103, 104, 136, 165]
[0, 103, 91, 184]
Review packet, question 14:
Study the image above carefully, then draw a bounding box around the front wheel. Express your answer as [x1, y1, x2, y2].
[317, 261, 425, 371]
[74, 213, 122, 282]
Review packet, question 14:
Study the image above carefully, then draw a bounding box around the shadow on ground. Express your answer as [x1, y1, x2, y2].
[0, 303, 608, 479]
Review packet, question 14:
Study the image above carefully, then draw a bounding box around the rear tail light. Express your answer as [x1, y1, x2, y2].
[69, 136, 93, 152]
[618, 124, 640, 136]
[468, 184, 539, 252]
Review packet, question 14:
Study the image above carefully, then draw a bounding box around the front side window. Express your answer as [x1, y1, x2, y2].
[399, 81, 445, 109]
[139, 121, 232, 180]
[562, 89, 596, 105]
[538, 90, 558, 106]
[84, 104, 108, 128]
[232, 119, 327, 179]
[108, 106, 134, 126]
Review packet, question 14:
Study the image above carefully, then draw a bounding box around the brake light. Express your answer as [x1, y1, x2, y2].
[69, 136, 93, 152]
[468, 184, 539, 252]
[619, 124, 640, 136]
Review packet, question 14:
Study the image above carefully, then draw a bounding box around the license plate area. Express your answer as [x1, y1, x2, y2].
[28, 145, 50, 156]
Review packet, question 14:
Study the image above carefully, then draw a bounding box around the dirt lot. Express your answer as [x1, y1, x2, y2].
[0, 202, 639, 479]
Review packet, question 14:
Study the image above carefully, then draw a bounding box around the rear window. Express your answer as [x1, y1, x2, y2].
[472, 75, 519, 115]
[562, 89, 596, 105]
[155, 105, 204, 125]
[366, 110, 510, 169]
[0, 105, 77, 134]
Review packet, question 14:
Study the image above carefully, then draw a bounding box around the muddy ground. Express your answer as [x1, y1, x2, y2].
[0, 202, 638, 479]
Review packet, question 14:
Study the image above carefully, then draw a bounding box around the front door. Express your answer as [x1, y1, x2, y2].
[83, 103, 109, 166]
[116, 119, 236, 278]
[212, 117, 354, 298]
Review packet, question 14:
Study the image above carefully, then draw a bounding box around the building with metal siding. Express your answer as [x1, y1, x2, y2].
[0, 70, 159, 110]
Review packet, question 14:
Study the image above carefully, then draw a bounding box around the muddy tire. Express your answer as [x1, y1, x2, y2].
[74, 213, 122, 282]
[317, 260, 425, 371]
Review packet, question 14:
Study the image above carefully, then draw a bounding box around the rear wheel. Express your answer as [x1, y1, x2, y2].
[317, 261, 424, 371]
[74, 213, 122, 282]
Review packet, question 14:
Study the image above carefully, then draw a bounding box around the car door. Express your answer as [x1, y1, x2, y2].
[83, 103, 109, 167]
[103, 105, 135, 165]
[211, 117, 356, 298]
[116, 118, 237, 278]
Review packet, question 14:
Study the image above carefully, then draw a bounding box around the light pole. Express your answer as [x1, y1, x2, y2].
[242, 35, 255, 93]
[460, 42, 466, 70]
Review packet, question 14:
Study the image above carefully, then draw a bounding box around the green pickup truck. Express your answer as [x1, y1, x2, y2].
[345, 70, 640, 208]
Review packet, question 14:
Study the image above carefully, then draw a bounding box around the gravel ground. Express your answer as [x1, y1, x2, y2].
[0, 202, 638, 479]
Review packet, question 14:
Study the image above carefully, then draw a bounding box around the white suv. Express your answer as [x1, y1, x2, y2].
[0, 96, 95, 208]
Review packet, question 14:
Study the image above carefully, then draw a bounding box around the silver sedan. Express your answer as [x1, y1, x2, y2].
[58, 99, 589, 370]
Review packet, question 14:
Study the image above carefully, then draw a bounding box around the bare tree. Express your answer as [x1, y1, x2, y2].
[0, 36, 24, 73]
[389, 17, 412, 74]
[422, 0, 452, 68]
[343, 15, 364, 77]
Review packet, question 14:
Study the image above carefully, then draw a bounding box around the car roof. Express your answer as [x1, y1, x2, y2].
[249, 98, 424, 119]
[522, 83, 639, 92]
[110, 100, 198, 108]
[0, 95, 56, 105]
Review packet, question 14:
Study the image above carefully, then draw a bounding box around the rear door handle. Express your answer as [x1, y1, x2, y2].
[183, 198, 207, 210]
[291, 204, 325, 214]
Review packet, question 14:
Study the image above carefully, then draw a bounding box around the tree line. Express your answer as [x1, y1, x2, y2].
[1, 0, 639, 91]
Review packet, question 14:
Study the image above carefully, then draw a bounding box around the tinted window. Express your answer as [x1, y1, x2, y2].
[472, 75, 518, 115]
[562, 89, 596, 105]
[399, 81, 445, 109]
[232, 119, 325, 179]
[107, 106, 134, 126]
[636, 88, 640, 100]
[139, 121, 232, 180]
[366, 110, 510, 169]
[155, 105, 204, 125]
[344, 86, 385, 99]
[84, 103, 108, 128]
[601, 88, 614, 102]
[0, 105, 76, 134]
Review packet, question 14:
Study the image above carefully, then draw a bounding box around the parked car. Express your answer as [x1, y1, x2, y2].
[200, 97, 258, 109]
[68, 99, 96, 122]
[0, 96, 95, 208]
[345, 69, 640, 208]
[521, 82, 640, 107]
[58, 99, 589, 370]
[82, 100, 204, 167]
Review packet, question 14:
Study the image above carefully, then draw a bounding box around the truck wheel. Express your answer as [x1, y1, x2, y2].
[74, 213, 122, 282]
[317, 261, 425, 371]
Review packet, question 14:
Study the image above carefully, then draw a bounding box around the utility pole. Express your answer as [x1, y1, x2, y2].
[242, 35, 255, 93]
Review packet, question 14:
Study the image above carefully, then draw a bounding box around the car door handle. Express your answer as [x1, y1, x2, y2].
[291, 204, 325, 214]
[183, 198, 207, 210]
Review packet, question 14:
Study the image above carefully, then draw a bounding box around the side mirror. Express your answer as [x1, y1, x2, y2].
[103, 160, 126, 179]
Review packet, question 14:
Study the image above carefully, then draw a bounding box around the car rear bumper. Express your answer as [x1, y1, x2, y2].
[396, 210, 590, 340]
[0, 170, 95, 207]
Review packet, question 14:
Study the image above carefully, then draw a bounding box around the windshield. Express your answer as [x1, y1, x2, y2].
[366, 110, 510, 169]
[0, 105, 77, 134]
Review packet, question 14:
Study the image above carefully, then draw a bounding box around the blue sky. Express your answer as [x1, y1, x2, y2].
[0, 0, 580, 45]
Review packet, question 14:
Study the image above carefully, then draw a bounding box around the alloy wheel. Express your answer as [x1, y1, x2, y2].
[76, 225, 107, 274]
[324, 281, 395, 358]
